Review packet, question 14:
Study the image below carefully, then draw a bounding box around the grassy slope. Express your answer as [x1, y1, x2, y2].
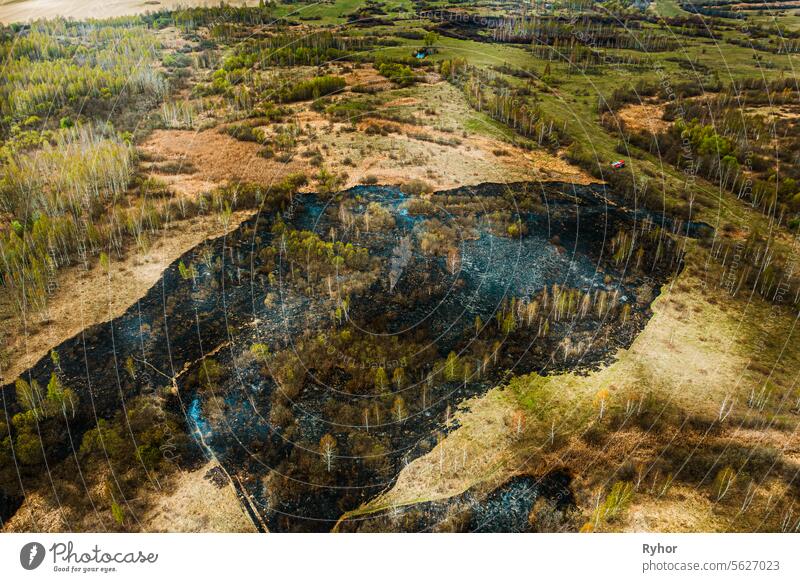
[377, 22, 794, 242]
[274, 0, 415, 24]
[650, 0, 690, 18]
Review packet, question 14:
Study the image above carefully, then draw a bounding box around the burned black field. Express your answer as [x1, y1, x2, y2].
[5, 181, 704, 531]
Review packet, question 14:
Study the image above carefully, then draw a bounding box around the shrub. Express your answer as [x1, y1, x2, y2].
[377, 62, 416, 86]
[712, 467, 736, 501]
[224, 122, 266, 144]
[400, 178, 433, 195]
[593, 481, 634, 525]
[163, 52, 191, 68]
[284, 75, 346, 102]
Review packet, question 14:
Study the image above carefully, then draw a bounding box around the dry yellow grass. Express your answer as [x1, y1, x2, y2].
[3, 461, 256, 532]
[340, 243, 800, 531]
[0, 0, 259, 24]
[621, 484, 726, 532]
[139, 77, 593, 197]
[1, 210, 256, 384]
[141, 462, 256, 532]
[616, 102, 670, 135]
[336, 387, 519, 525]
[139, 128, 310, 198]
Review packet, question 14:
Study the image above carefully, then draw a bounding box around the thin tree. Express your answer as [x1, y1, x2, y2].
[320, 434, 337, 472]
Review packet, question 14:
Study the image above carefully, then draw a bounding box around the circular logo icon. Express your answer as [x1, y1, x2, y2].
[20, 542, 46, 570]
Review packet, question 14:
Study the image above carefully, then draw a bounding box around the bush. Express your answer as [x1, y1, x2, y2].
[284, 75, 346, 102]
[163, 52, 192, 68]
[13, 431, 44, 466]
[377, 62, 416, 86]
[400, 178, 433, 195]
[224, 122, 266, 144]
[79, 396, 189, 472]
[326, 97, 378, 122]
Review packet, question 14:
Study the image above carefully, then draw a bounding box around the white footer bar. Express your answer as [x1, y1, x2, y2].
[1, 533, 797, 581]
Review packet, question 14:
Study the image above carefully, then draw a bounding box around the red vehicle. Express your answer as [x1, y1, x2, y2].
[611, 159, 626, 169]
